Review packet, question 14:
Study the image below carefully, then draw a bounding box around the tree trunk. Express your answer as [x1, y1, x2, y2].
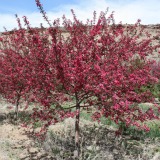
[15, 96, 20, 121]
[75, 93, 80, 157]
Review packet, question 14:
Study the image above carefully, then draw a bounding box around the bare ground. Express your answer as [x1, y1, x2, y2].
[0, 99, 160, 160]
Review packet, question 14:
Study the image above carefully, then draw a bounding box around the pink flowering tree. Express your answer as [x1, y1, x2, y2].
[0, 27, 30, 119]
[150, 61, 160, 100]
[0, 0, 160, 155]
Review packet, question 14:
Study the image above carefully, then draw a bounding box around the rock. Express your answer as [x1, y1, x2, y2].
[30, 141, 35, 146]
[73, 150, 79, 158]
[86, 146, 93, 150]
[96, 146, 100, 150]
[46, 155, 52, 159]
[34, 127, 41, 133]
[113, 149, 119, 154]
[37, 151, 48, 158]
[17, 126, 21, 129]
[152, 153, 160, 160]
[93, 140, 97, 145]
[28, 147, 39, 154]
[23, 140, 32, 147]
[95, 127, 99, 131]
[155, 98, 160, 104]
[19, 152, 29, 159]
[29, 128, 34, 133]
[107, 154, 114, 160]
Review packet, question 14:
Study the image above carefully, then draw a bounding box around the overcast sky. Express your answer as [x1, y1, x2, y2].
[0, 0, 160, 32]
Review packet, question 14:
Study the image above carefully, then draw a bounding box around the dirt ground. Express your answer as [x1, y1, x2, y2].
[1, 101, 160, 160]
[0, 98, 55, 160]
[0, 123, 29, 160]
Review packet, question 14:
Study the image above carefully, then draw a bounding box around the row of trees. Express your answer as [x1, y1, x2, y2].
[0, 0, 160, 155]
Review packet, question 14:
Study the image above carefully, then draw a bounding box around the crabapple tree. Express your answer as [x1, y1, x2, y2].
[0, 0, 160, 155]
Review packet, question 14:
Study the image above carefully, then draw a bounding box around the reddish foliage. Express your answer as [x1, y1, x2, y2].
[0, 0, 160, 145]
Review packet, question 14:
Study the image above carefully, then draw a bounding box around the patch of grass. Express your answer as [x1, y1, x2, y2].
[18, 111, 31, 123]
[145, 120, 160, 138]
[32, 121, 43, 129]
[80, 111, 92, 121]
[45, 117, 160, 160]
[80, 104, 160, 140]
[80, 110, 118, 129]
[100, 116, 117, 127]
[44, 119, 121, 160]
[138, 103, 159, 113]
[122, 120, 160, 140]
[18, 111, 43, 129]
[152, 83, 160, 100]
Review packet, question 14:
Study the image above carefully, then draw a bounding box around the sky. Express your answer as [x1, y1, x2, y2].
[0, 0, 160, 32]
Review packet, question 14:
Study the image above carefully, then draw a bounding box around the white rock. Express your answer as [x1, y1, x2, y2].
[37, 151, 47, 158]
[19, 152, 29, 159]
[151, 153, 160, 160]
[28, 147, 39, 154]
[86, 146, 93, 150]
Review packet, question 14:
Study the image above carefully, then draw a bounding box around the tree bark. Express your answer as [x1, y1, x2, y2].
[15, 95, 20, 121]
[75, 93, 80, 157]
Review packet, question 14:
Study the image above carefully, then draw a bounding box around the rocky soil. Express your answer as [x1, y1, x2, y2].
[0, 99, 55, 160]
[0, 98, 160, 160]
[0, 122, 52, 160]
